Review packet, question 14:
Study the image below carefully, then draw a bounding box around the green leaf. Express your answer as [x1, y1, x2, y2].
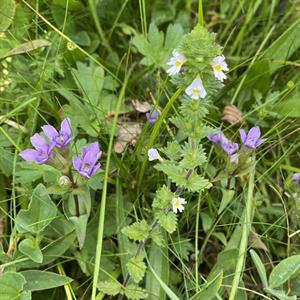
[172, 238, 194, 261]
[21, 270, 72, 291]
[157, 211, 177, 234]
[18, 238, 43, 263]
[191, 271, 223, 300]
[124, 284, 148, 300]
[179, 143, 207, 169]
[122, 220, 150, 241]
[150, 228, 165, 247]
[185, 173, 212, 192]
[127, 257, 147, 283]
[146, 238, 169, 300]
[218, 189, 235, 215]
[70, 214, 88, 249]
[152, 185, 176, 209]
[273, 95, 300, 118]
[72, 60, 104, 106]
[265, 287, 296, 300]
[161, 141, 182, 161]
[269, 255, 300, 288]
[97, 280, 122, 296]
[132, 23, 184, 67]
[15, 184, 57, 234]
[0, 0, 16, 31]
[0, 272, 31, 300]
[250, 250, 268, 288]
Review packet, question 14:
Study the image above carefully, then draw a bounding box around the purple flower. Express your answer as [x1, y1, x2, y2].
[146, 109, 160, 125]
[240, 126, 267, 149]
[42, 118, 73, 148]
[20, 133, 55, 164]
[72, 142, 101, 178]
[208, 129, 239, 155]
[292, 173, 300, 182]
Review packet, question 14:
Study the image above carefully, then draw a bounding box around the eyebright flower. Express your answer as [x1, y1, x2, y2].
[172, 197, 186, 214]
[42, 118, 73, 149]
[212, 55, 229, 82]
[20, 133, 55, 165]
[185, 76, 207, 100]
[240, 126, 267, 149]
[208, 129, 239, 155]
[72, 142, 101, 178]
[148, 148, 162, 161]
[166, 50, 186, 76]
[292, 173, 300, 182]
[146, 109, 160, 125]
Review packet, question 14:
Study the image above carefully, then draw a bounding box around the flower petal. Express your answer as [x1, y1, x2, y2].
[255, 138, 267, 148]
[19, 149, 40, 163]
[42, 125, 58, 141]
[83, 142, 101, 165]
[72, 156, 82, 172]
[60, 118, 72, 136]
[30, 133, 48, 150]
[247, 126, 261, 142]
[239, 129, 247, 143]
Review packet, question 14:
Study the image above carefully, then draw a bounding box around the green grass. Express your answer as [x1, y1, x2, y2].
[0, 0, 300, 299]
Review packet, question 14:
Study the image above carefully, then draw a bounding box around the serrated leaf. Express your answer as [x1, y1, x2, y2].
[157, 211, 177, 234]
[122, 220, 150, 241]
[15, 184, 57, 234]
[21, 270, 72, 291]
[269, 255, 300, 288]
[18, 238, 43, 263]
[150, 228, 165, 247]
[124, 284, 148, 300]
[179, 143, 207, 169]
[0, 0, 16, 32]
[152, 185, 176, 209]
[127, 257, 147, 283]
[97, 280, 122, 296]
[185, 173, 212, 192]
[132, 23, 183, 67]
[161, 141, 182, 161]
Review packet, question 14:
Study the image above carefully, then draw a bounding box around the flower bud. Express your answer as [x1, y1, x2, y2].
[59, 175, 71, 186]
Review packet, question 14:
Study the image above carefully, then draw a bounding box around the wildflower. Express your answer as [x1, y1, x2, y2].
[208, 129, 238, 155]
[212, 55, 228, 82]
[185, 76, 207, 99]
[42, 118, 73, 148]
[166, 50, 186, 76]
[146, 109, 160, 125]
[20, 133, 55, 164]
[148, 148, 162, 161]
[72, 142, 101, 178]
[240, 126, 267, 149]
[292, 173, 300, 182]
[172, 197, 186, 214]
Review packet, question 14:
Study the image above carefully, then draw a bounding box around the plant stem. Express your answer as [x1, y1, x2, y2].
[91, 72, 129, 300]
[229, 167, 255, 300]
[195, 192, 201, 292]
[198, 0, 204, 26]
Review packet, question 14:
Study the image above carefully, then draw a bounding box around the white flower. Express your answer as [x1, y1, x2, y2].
[212, 55, 228, 82]
[172, 197, 187, 214]
[166, 50, 186, 76]
[148, 148, 162, 161]
[185, 76, 207, 99]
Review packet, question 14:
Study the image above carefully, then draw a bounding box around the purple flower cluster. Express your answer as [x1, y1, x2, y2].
[20, 118, 101, 178]
[208, 126, 266, 162]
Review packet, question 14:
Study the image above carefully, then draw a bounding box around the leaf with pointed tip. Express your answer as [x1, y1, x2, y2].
[18, 238, 43, 263]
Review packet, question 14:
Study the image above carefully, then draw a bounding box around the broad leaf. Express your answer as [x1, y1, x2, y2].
[97, 280, 122, 296]
[157, 211, 177, 234]
[124, 284, 148, 300]
[21, 270, 72, 291]
[70, 214, 89, 249]
[127, 257, 147, 283]
[250, 249, 268, 288]
[269, 255, 300, 288]
[0, 0, 16, 31]
[18, 238, 43, 263]
[15, 184, 57, 234]
[122, 220, 150, 241]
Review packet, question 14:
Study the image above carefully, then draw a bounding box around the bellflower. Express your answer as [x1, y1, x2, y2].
[20, 133, 55, 164]
[166, 50, 186, 76]
[212, 55, 229, 82]
[72, 142, 101, 178]
[185, 76, 207, 99]
[42, 118, 73, 148]
[146, 109, 160, 125]
[172, 197, 186, 214]
[208, 129, 238, 155]
[240, 126, 267, 149]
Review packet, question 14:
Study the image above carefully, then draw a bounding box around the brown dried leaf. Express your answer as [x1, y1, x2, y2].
[131, 99, 152, 113]
[221, 104, 243, 125]
[114, 123, 141, 153]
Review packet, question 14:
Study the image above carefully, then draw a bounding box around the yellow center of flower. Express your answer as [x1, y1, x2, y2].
[175, 60, 182, 67]
[192, 88, 200, 95]
[174, 200, 181, 208]
[214, 64, 222, 72]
